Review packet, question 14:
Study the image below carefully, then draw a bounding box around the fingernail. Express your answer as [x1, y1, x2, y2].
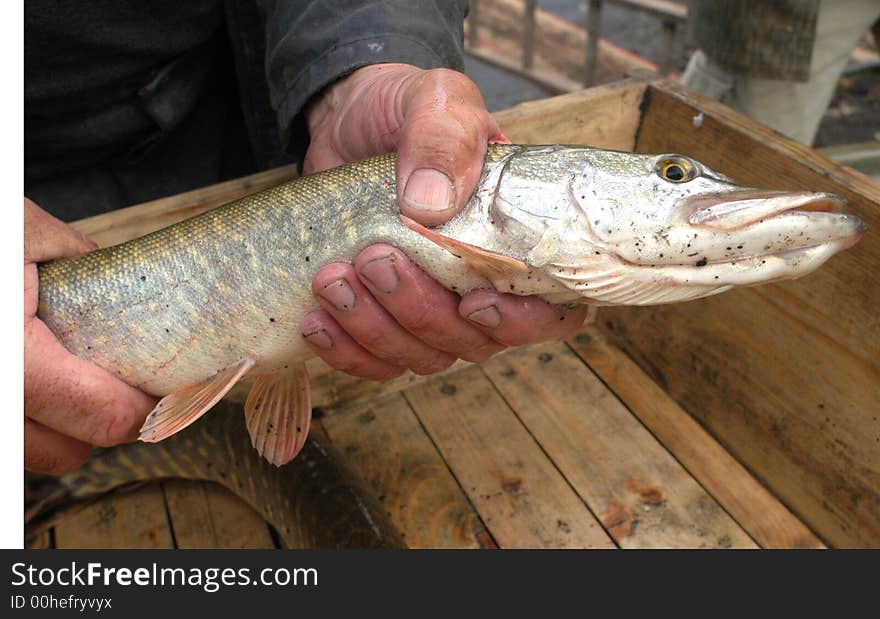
[359, 255, 399, 294]
[302, 329, 333, 350]
[319, 279, 356, 311]
[403, 168, 455, 212]
[467, 305, 502, 328]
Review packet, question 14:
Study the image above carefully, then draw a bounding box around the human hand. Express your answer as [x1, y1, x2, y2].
[24, 199, 157, 474]
[300, 64, 588, 379]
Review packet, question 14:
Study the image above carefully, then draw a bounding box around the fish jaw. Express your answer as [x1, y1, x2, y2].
[632, 189, 865, 283]
[686, 189, 846, 229]
[558, 192, 865, 304]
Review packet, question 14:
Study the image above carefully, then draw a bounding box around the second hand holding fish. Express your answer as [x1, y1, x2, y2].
[299, 63, 589, 382]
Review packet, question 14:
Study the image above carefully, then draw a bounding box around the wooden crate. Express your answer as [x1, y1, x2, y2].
[41, 77, 879, 549]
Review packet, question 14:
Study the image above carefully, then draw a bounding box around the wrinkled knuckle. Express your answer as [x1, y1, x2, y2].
[400, 306, 437, 335]
[330, 359, 364, 378]
[492, 331, 529, 348]
[89, 407, 135, 447]
[461, 343, 502, 364]
[425, 67, 462, 87]
[429, 68, 479, 95]
[355, 330, 393, 358]
[377, 366, 407, 382]
[410, 353, 456, 376]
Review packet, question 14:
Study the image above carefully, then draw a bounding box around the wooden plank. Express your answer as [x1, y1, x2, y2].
[600, 80, 880, 547]
[54, 483, 174, 549]
[464, 0, 657, 87]
[567, 326, 825, 549]
[405, 367, 616, 549]
[483, 341, 756, 548]
[162, 480, 275, 549]
[320, 393, 494, 548]
[467, 46, 585, 94]
[494, 79, 646, 151]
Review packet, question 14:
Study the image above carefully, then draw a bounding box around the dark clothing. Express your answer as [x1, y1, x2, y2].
[688, 0, 819, 82]
[25, 0, 468, 221]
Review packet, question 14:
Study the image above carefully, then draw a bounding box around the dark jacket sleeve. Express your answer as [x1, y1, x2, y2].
[258, 0, 469, 147]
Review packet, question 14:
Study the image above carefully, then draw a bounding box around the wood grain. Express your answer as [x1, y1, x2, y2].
[494, 79, 646, 151]
[162, 480, 275, 549]
[54, 483, 174, 549]
[592, 80, 880, 547]
[637, 82, 880, 371]
[405, 367, 616, 549]
[483, 342, 756, 548]
[320, 393, 494, 549]
[567, 326, 825, 549]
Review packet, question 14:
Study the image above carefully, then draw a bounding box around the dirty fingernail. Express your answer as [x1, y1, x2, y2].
[403, 168, 455, 212]
[302, 329, 334, 350]
[319, 279, 356, 311]
[466, 305, 502, 328]
[359, 255, 399, 294]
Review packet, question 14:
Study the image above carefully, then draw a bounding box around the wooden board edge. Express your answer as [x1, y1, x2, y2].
[643, 79, 880, 203]
[566, 326, 826, 549]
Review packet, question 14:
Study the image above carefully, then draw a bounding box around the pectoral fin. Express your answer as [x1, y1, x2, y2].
[139, 358, 256, 443]
[401, 215, 529, 283]
[244, 364, 311, 467]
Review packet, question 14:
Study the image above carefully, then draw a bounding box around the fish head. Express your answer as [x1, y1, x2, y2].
[470, 145, 865, 305]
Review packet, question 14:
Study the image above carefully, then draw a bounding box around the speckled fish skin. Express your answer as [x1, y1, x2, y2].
[37, 151, 472, 397]
[52, 400, 404, 549]
[37, 144, 864, 400]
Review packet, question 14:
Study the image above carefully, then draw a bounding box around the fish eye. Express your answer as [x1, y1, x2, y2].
[656, 156, 698, 183]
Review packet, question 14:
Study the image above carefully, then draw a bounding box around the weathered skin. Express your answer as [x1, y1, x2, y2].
[37, 144, 864, 412]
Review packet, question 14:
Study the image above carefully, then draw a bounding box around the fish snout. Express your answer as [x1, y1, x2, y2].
[837, 213, 866, 249]
[686, 190, 846, 230]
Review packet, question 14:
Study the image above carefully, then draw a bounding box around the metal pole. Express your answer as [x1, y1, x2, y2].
[468, 0, 480, 48]
[523, 0, 537, 70]
[585, 0, 603, 86]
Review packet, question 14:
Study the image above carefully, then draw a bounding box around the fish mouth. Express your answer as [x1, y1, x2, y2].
[687, 189, 847, 229]
[685, 189, 865, 258]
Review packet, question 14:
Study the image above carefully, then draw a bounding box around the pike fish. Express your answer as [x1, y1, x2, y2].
[37, 144, 865, 466]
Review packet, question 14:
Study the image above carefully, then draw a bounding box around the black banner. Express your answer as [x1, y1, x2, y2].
[0, 550, 876, 614]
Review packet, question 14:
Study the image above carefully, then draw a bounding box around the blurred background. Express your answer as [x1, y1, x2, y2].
[463, 0, 880, 178]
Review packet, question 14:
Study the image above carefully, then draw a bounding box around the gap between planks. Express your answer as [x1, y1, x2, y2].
[162, 480, 276, 549]
[53, 483, 174, 549]
[480, 341, 757, 549]
[317, 395, 497, 549]
[404, 366, 617, 549]
[566, 325, 825, 549]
